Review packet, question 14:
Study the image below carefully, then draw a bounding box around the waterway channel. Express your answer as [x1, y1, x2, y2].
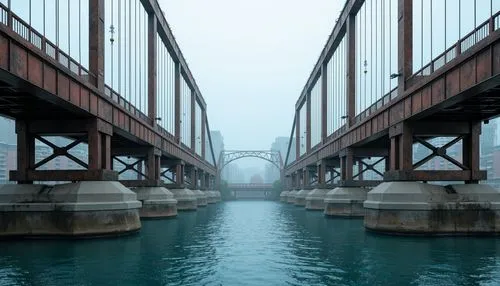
[0, 201, 499, 285]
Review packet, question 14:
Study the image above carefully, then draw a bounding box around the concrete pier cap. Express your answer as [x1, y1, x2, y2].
[295, 189, 312, 206]
[364, 182, 500, 235]
[287, 190, 299, 204]
[132, 187, 177, 218]
[192, 189, 208, 207]
[206, 190, 217, 204]
[324, 187, 370, 217]
[305, 188, 330, 210]
[169, 188, 198, 211]
[280, 191, 290, 202]
[0, 181, 142, 238]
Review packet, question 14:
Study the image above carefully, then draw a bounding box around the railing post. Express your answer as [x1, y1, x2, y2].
[398, 0, 413, 94]
[346, 14, 356, 127]
[89, 0, 105, 91]
[148, 13, 157, 127]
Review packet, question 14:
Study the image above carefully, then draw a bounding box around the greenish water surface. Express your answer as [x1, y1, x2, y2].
[0, 201, 499, 285]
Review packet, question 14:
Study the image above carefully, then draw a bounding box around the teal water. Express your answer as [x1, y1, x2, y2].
[1, 201, 500, 286]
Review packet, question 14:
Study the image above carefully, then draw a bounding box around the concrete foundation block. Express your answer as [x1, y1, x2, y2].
[132, 187, 177, 218]
[0, 182, 142, 238]
[295, 189, 311, 206]
[287, 190, 299, 204]
[364, 182, 500, 235]
[324, 187, 369, 217]
[206, 191, 217, 204]
[170, 188, 198, 211]
[213, 190, 221, 202]
[280, 191, 290, 202]
[192, 189, 208, 207]
[305, 189, 329, 210]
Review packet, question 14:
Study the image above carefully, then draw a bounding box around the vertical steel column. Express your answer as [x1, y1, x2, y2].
[389, 122, 412, 171]
[201, 111, 206, 158]
[398, 0, 413, 93]
[89, 0, 105, 90]
[175, 162, 184, 185]
[302, 168, 309, 189]
[340, 148, 353, 181]
[191, 91, 196, 151]
[16, 121, 35, 184]
[346, 14, 356, 127]
[357, 159, 364, 181]
[463, 122, 481, 183]
[190, 167, 198, 189]
[321, 63, 328, 142]
[306, 93, 311, 152]
[148, 13, 157, 126]
[295, 110, 300, 159]
[317, 160, 326, 188]
[147, 148, 161, 181]
[174, 62, 181, 143]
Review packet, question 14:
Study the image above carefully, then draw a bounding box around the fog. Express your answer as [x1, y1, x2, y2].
[158, 0, 343, 150]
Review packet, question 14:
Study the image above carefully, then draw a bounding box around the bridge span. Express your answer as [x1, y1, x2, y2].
[0, 0, 221, 237]
[282, 0, 500, 235]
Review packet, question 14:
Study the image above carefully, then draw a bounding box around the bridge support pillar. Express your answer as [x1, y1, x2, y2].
[188, 166, 207, 207]
[280, 174, 292, 202]
[325, 148, 387, 217]
[167, 161, 197, 211]
[295, 166, 315, 207]
[365, 120, 500, 235]
[1, 119, 142, 238]
[306, 159, 336, 211]
[113, 147, 177, 219]
[287, 171, 300, 204]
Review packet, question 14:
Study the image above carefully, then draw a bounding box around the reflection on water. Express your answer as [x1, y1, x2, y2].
[0, 202, 500, 285]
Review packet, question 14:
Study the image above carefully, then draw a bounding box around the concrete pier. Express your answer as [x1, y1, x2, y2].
[0, 182, 142, 238]
[305, 188, 329, 210]
[213, 190, 222, 202]
[206, 191, 217, 204]
[287, 190, 299, 204]
[324, 187, 369, 217]
[170, 188, 198, 211]
[132, 187, 177, 218]
[295, 189, 311, 206]
[280, 191, 290, 202]
[192, 189, 208, 207]
[364, 182, 500, 235]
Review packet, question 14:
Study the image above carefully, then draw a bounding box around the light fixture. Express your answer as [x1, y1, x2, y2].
[390, 73, 402, 79]
[155, 117, 162, 121]
[109, 25, 115, 44]
[363, 60, 368, 74]
[341, 115, 348, 119]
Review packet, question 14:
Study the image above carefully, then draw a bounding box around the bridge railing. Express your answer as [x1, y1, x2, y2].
[0, 3, 95, 85]
[408, 11, 500, 84]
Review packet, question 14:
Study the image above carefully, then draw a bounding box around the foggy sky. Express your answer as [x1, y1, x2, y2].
[158, 0, 344, 151]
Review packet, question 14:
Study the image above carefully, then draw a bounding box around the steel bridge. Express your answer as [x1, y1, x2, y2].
[0, 1, 217, 190]
[282, 0, 500, 235]
[227, 183, 274, 200]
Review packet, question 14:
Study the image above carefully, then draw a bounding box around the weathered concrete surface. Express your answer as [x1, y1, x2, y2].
[206, 191, 217, 204]
[0, 182, 142, 237]
[280, 191, 290, 202]
[170, 188, 197, 211]
[287, 190, 299, 204]
[305, 189, 329, 210]
[324, 187, 369, 217]
[213, 190, 222, 202]
[295, 189, 311, 206]
[364, 182, 500, 235]
[132, 187, 177, 218]
[192, 189, 208, 207]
